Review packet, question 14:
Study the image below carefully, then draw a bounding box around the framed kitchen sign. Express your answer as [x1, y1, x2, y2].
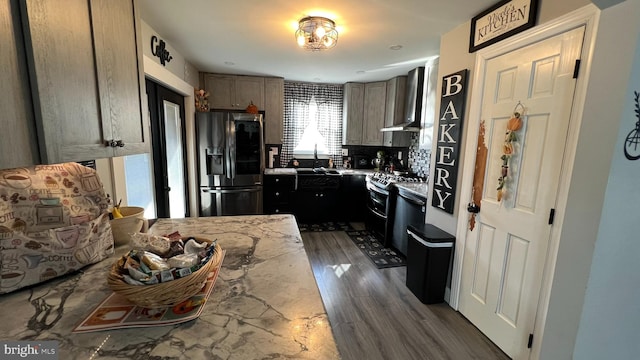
[469, 0, 539, 53]
[432, 69, 468, 214]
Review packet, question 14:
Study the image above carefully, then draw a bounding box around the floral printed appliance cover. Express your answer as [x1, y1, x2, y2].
[0, 163, 114, 293]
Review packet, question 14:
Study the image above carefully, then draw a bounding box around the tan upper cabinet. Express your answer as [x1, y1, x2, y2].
[19, 0, 148, 164]
[264, 77, 284, 144]
[204, 74, 265, 110]
[362, 82, 386, 146]
[342, 82, 365, 145]
[343, 81, 388, 146]
[383, 76, 411, 147]
[0, 0, 39, 170]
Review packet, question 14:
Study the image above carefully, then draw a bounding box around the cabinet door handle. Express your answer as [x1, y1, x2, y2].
[105, 139, 116, 147]
[115, 140, 125, 147]
[275, 178, 280, 182]
[275, 192, 280, 196]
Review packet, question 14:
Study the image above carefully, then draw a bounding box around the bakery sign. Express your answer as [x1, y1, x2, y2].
[432, 70, 468, 214]
[469, 0, 538, 53]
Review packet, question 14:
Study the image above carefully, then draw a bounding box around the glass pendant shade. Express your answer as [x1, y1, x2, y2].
[295, 16, 338, 51]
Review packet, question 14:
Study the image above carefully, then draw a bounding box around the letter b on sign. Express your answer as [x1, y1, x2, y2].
[442, 74, 464, 97]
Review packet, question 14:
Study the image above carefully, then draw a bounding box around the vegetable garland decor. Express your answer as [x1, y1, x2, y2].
[497, 102, 525, 203]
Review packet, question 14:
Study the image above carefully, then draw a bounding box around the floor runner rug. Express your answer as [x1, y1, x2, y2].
[345, 230, 406, 269]
[73, 250, 225, 333]
[298, 221, 354, 232]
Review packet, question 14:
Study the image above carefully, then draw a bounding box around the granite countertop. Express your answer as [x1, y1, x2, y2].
[0, 215, 339, 359]
[264, 168, 375, 176]
[395, 182, 429, 198]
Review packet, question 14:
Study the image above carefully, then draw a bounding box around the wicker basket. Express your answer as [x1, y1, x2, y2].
[107, 237, 223, 308]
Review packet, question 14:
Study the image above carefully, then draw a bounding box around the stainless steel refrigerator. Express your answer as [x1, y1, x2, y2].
[197, 111, 264, 216]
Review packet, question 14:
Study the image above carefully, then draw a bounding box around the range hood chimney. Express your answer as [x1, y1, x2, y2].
[381, 66, 424, 132]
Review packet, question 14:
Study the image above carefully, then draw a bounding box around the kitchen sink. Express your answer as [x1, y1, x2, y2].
[295, 168, 341, 175]
[295, 168, 341, 190]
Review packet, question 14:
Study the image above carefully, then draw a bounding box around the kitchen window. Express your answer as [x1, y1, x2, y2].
[281, 82, 343, 167]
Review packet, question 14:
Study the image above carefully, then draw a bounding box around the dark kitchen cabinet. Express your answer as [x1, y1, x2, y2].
[295, 189, 340, 222]
[340, 174, 367, 221]
[264, 174, 296, 214]
[294, 175, 342, 222]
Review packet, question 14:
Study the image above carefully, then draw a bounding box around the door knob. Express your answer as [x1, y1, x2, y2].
[467, 202, 480, 213]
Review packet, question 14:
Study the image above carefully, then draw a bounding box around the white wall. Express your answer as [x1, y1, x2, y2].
[573, 1, 640, 358]
[425, 21, 476, 235]
[539, 1, 640, 358]
[141, 21, 199, 88]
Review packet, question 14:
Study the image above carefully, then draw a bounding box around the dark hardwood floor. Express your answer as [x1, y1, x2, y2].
[301, 225, 509, 360]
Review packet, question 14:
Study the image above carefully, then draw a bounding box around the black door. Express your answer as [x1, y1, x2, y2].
[146, 78, 189, 218]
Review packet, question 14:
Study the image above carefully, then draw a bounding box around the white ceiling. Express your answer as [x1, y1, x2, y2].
[138, 0, 497, 84]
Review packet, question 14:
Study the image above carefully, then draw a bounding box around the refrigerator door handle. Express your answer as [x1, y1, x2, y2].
[228, 118, 236, 179]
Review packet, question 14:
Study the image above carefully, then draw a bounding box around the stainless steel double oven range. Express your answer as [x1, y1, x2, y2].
[365, 172, 427, 254]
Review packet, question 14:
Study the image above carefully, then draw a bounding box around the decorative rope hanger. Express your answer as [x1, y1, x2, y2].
[497, 102, 525, 203]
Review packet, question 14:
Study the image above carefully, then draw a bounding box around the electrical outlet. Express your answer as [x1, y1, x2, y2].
[342, 148, 349, 156]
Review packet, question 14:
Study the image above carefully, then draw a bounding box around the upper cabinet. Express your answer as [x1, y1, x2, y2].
[19, 0, 148, 165]
[362, 82, 386, 146]
[202, 73, 284, 144]
[204, 74, 265, 110]
[383, 76, 411, 147]
[264, 77, 284, 144]
[342, 82, 365, 145]
[344, 81, 406, 147]
[1, 0, 39, 169]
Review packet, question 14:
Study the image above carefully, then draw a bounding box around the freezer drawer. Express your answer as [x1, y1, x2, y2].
[200, 186, 263, 216]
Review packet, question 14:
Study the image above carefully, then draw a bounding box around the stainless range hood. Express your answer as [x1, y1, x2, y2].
[381, 66, 425, 132]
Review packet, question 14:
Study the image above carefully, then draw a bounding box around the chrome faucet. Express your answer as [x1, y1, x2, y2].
[313, 143, 319, 168]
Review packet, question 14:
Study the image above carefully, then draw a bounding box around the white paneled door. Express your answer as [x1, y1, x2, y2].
[459, 27, 585, 359]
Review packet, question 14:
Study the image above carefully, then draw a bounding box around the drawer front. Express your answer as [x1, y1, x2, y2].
[264, 189, 292, 204]
[264, 175, 296, 188]
[264, 203, 293, 214]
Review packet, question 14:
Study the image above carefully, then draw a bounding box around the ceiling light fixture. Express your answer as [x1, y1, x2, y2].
[295, 16, 338, 51]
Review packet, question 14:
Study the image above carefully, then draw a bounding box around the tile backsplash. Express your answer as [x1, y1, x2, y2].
[408, 133, 431, 178]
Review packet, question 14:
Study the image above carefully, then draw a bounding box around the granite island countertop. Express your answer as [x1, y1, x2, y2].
[0, 215, 340, 359]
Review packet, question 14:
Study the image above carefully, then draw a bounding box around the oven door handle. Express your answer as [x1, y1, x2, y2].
[369, 196, 386, 207]
[368, 205, 387, 220]
[366, 182, 389, 196]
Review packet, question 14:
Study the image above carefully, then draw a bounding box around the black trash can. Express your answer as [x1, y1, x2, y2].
[406, 224, 455, 304]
